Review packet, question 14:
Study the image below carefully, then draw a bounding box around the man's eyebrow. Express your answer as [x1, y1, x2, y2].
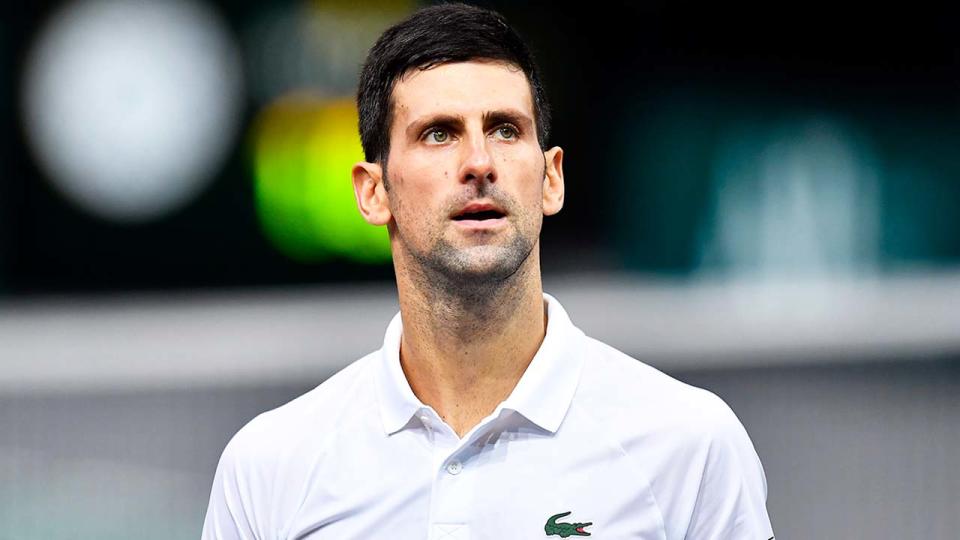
[406, 114, 465, 138]
[482, 109, 534, 131]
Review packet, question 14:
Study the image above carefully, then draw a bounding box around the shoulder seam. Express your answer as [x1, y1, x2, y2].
[276, 354, 379, 538]
[568, 399, 669, 539]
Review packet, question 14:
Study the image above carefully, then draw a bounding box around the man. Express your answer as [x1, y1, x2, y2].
[202, 4, 774, 539]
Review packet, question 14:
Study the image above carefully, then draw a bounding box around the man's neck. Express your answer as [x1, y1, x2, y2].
[394, 254, 547, 438]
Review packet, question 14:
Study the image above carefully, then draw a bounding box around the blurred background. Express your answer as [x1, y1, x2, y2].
[2, 0, 959, 538]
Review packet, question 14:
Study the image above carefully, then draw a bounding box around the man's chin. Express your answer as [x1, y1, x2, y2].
[434, 244, 530, 283]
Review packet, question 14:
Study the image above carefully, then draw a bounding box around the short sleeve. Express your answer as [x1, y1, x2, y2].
[201, 433, 263, 540]
[684, 401, 775, 540]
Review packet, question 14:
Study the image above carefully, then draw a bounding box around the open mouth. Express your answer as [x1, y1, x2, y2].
[452, 209, 505, 221]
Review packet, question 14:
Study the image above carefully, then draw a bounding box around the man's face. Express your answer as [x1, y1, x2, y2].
[382, 60, 554, 286]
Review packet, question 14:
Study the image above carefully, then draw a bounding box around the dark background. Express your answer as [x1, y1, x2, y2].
[3, 0, 959, 295]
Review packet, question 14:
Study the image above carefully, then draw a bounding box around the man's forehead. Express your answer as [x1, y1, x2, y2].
[391, 60, 535, 121]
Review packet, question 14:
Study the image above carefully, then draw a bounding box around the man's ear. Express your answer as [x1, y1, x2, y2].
[542, 146, 565, 216]
[352, 161, 392, 226]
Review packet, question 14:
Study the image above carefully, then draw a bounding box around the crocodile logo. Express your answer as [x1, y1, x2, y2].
[544, 511, 592, 537]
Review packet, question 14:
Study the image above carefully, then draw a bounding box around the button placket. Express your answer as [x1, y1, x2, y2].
[431, 523, 470, 540]
[428, 423, 496, 539]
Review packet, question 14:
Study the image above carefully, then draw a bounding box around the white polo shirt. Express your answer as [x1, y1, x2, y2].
[202, 294, 774, 540]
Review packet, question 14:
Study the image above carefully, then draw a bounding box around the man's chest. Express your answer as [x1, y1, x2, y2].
[280, 430, 667, 540]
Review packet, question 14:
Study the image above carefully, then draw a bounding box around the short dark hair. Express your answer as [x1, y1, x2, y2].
[357, 3, 551, 163]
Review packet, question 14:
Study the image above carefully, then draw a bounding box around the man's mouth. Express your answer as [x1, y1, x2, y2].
[450, 201, 508, 231]
[452, 209, 505, 221]
[451, 202, 507, 222]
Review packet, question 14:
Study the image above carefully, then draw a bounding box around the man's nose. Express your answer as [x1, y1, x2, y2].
[459, 135, 497, 184]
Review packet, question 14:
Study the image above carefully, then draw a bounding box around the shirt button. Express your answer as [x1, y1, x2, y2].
[445, 460, 463, 475]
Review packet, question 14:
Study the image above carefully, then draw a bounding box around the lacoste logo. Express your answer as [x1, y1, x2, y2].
[544, 511, 592, 537]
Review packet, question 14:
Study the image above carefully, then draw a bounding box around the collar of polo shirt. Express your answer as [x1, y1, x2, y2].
[376, 293, 586, 437]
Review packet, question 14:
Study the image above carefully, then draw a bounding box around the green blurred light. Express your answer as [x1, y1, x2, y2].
[252, 96, 391, 264]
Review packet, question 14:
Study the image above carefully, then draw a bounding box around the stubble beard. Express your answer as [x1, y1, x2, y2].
[405, 229, 536, 341]
[395, 186, 539, 319]
[416, 223, 536, 309]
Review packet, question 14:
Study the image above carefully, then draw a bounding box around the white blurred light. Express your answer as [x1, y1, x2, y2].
[701, 116, 881, 279]
[21, 0, 243, 223]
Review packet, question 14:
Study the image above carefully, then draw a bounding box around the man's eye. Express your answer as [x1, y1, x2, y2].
[426, 129, 449, 143]
[496, 126, 517, 140]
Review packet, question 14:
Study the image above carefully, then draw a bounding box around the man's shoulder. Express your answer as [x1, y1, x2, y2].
[576, 335, 741, 440]
[202, 351, 385, 536]
[574, 335, 765, 516]
[571, 335, 771, 538]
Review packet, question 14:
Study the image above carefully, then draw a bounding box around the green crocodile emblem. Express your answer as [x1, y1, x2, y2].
[544, 511, 592, 537]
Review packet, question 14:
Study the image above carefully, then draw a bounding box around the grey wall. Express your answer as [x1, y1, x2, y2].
[681, 359, 960, 539]
[2, 359, 958, 539]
